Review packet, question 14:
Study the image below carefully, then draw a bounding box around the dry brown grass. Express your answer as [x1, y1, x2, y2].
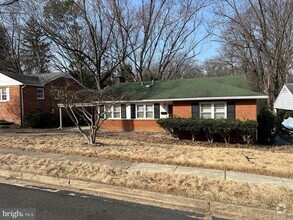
[0, 153, 292, 212]
[0, 132, 293, 177]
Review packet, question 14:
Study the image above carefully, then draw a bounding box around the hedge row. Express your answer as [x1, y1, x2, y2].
[157, 118, 258, 144]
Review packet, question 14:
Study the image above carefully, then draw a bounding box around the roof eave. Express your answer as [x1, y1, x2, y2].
[140, 95, 268, 102]
[91, 95, 268, 104]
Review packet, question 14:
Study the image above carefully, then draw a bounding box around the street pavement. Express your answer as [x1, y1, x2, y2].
[0, 182, 208, 220]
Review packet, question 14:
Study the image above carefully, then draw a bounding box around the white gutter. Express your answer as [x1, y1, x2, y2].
[57, 95, 269, 107]
[20, 85, 26, 126]
[140, 96, 268, 102]
[90, 95, 268, 104]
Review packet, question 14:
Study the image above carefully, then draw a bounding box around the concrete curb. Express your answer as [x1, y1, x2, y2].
[0, 169, 292, 220]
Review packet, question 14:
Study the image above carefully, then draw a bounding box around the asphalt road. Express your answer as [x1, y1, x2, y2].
[0, 183, 208, 220]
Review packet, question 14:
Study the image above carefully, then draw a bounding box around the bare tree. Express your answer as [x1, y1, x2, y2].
[127, 0, 209, 81]
[58, 88, 122, 144]
[0, 2, 23, 73]
[214, 0, 293, 108]
[156, 54, 204, 79]
[203, 56, 242, 77]
[0, 0, 18, 6]
[39, 0, 131, 89]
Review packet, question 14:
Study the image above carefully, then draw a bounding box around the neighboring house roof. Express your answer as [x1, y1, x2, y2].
[0, 71, 76, 86]
[285, 83, 293, 94]
[109, 75, 267, 102]
[274, 83, 293, 110]
[0, 71, 40, 86]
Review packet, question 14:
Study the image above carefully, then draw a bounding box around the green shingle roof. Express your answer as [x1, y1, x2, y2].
[110, 75, 267, 101]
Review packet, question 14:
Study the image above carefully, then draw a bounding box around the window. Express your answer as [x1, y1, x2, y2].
[105, 105, 113, 118]
[214, 103, 225, 119]
[136, 104, 154, 119]
[37, 88, 44, 100]
[0, 88, 9, 101]
[200, 103, 226, 119]
[104, 105, 121, 119]
[54, 90, 64, 100]
[146, 104, 154, 118]
[137, 105, 144, 118]
[201, 104, 212, 119]
[113, 105, 121, 118]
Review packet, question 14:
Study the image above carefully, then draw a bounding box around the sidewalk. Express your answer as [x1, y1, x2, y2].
[0, 148, 292, 189]
[0, 148, 293, 219]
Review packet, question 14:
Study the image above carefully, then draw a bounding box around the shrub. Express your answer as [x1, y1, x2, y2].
[201, 119, 218, 143]
[257, 107, 276, 145]
[157, 117, 182, 137]
[236, 120, 258, 145]
[187, 118, 202, 141]
[157, 118, 257, 144]
[24, 113, 52, 128]
[216, 119, 237, 144]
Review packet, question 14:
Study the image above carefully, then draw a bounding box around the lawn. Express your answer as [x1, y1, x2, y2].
[0, 153, 292, 212]
[0, 131, 292, 178]
[0, 130, 293, 212]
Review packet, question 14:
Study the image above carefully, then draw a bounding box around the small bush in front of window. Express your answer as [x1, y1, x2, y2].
[157, 118, 258, 144]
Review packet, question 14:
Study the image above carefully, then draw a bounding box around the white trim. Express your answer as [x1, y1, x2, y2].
[141, 96, 268, 102]
[274, 85, 292, 106]
[136, 103, 154, 119]
[21, 85, 26, 126]
[36, 88, 45, 100]
[199, 102, 227, 119]
[106, 104, 122, 119]
[0, 87, 10, 102]
[93, 96, 268, 104]
[285, 84, 293, 95]
[274, 84, 293, 111]
[57, 103, 96, 107]
[0, 72, 23, 86]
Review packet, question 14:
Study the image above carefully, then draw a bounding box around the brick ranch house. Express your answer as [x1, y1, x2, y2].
[0, 71, 84, 126]
[97, 75, 268, 132]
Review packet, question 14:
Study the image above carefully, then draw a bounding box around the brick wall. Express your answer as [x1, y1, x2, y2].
[101, 99, 258, 132]
[23, 77, 84, 126]
[101, 119, 165, 132]
[235, 99, 257, 121]
[172, 101, 192, 118]
[0, 77, 83, 126]
[0, 86, 21, 124]
[172, 100, 257, 121]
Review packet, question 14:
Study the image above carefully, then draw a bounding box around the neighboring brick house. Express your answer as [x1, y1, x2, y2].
[99, 75, 267, 132]
[0, 71, 84, 126]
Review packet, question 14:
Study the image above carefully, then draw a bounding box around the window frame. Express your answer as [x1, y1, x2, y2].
[136, 103, 154, 119]
[199, 102, 227, 119]
[136, 104, 145, 119]
[0, 88, 9, 102]
[54, 89, 64, 100]
[36, 88, 45, 100]
[113, 105, 121, 119]
[104, 105, 121, 119]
